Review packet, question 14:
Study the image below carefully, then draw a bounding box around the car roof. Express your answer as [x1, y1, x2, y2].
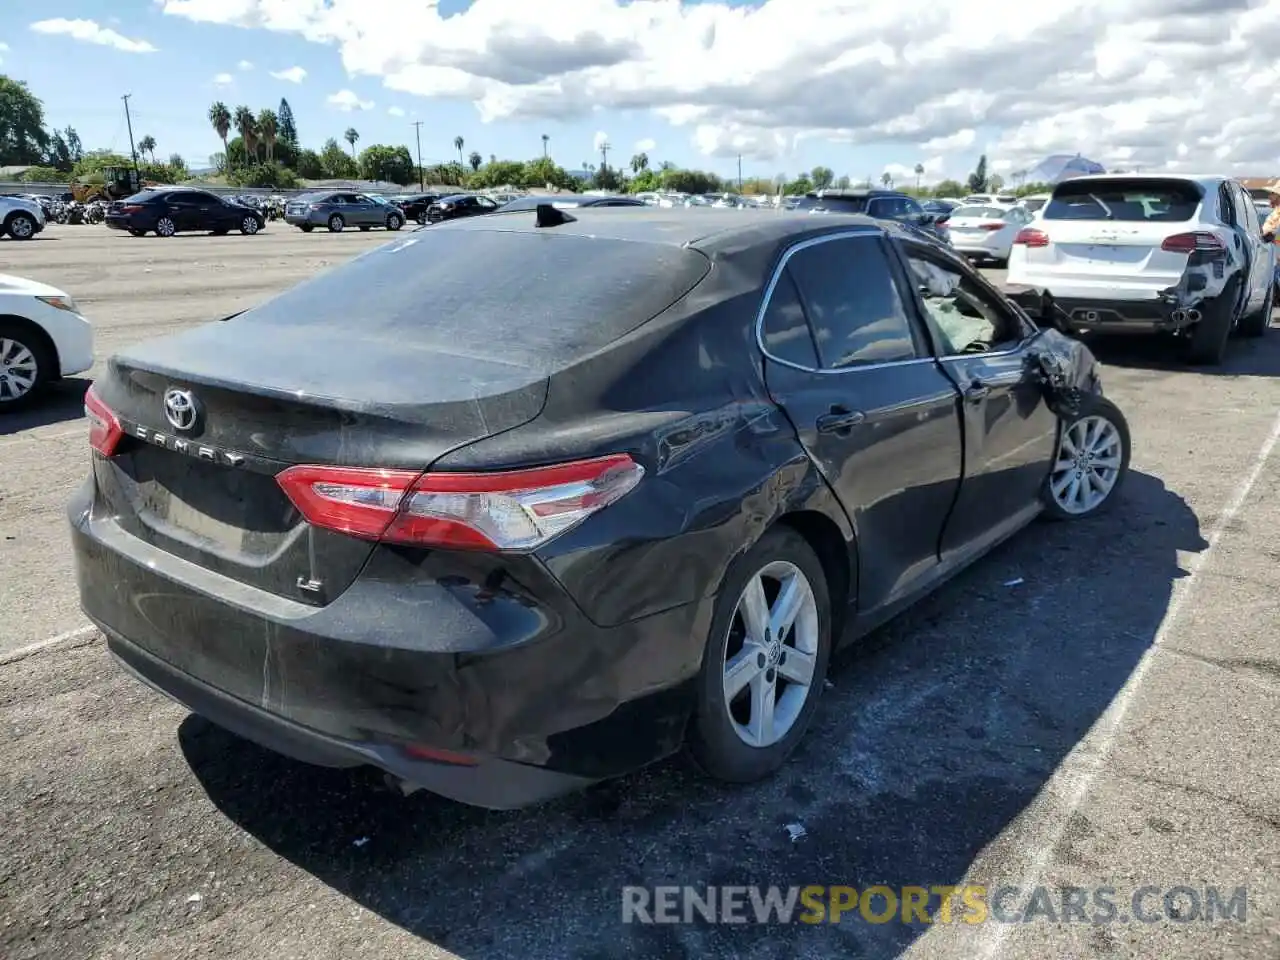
[806, 188, 900, 199]
[1051, 173, 1230, 188]
[437, 206, 930, 261]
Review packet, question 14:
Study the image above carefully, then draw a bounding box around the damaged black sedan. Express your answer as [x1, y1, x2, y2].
[70, 208, 1130, 810]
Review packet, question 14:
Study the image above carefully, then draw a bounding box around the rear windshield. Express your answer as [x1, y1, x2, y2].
[794, 195, 867, 213]
[1044, 179, 1202, 222]
[237, 228, 712, 370]
[1021, 197, 1047, 213]
[953, 205, 1009, 220]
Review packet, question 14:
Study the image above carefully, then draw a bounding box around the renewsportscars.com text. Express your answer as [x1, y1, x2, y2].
[621, 884, 1247, 926]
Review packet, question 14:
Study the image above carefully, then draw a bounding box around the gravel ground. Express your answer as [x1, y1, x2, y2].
[1, 226, 1279, 960]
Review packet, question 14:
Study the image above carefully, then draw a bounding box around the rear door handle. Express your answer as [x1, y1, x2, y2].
[964, 380, 989, 402]
[816, 407, 866, 434]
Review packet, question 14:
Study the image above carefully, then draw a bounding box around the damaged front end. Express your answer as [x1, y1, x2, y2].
[1021, 320, 1102, 418]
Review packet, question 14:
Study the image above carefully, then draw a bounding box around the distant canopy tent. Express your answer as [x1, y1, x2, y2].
[1025, 154, 1107, 184]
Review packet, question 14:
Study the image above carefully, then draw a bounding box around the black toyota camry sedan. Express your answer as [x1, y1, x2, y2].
[71, 207, 1130, 809]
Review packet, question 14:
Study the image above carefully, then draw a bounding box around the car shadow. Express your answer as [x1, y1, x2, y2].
[180, 470, 1203, 959]
[1084, 317, 1280, 376]
[0, 377, 89, 436]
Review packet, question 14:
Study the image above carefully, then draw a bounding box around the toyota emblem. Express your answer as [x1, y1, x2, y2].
[163, 388, 199, 432]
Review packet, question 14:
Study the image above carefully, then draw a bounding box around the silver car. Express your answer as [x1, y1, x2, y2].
[284, 191, 406, 233]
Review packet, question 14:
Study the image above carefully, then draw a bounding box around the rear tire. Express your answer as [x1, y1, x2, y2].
[1040, 395, 1131, 521]
[1238, 281, 1272, 339]
[155, 217, 177, 238]
[0, 321, 54, 411]
[240, 216, 260, 236]
[327, 214, 344, 233]
[687, 526, 832, 783]
[386, 213, 403, 231]
[128, 228, 147, 237]
[4, 212, 37, 240]
[1185, 278, 1240, 365]
[299, 224, 314, 233]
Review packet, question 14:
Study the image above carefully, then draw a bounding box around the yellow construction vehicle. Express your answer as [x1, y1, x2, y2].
[70, 166, 161, 204]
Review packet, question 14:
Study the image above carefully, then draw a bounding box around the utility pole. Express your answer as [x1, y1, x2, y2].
[599, 140, 610, 172]
[737, 154, 742, 192]
[121, 94, 140, 181]
[411, 121, 424, 191]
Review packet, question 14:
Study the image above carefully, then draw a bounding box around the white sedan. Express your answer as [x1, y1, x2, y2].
[944, 204, 1033, 266]
[0, 274, 94, 411]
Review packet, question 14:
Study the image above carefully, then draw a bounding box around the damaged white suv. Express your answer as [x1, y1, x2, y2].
[1006, 174, 1272, 364]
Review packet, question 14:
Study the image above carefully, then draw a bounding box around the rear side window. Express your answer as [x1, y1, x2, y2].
[1043, 178, 1202, 222]
[786, 236, 919, 368]
[760, 271, 819, 367]
[794, 195, 867, 214]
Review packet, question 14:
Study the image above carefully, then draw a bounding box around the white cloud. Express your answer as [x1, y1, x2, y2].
[635, 138, 656, 153]
[270, 65, 307, 83]
[593, 131, 610, 152]
[238, 59, 253, 70]
[212, 72, 234, 85]
[30, 18, 156, 53]
[156, 0, 1280, 171]
[388, 106, 406, 117]
[328, 89, 374, 112]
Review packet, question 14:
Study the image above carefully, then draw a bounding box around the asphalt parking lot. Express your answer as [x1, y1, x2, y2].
[2, 225, 1279, 960]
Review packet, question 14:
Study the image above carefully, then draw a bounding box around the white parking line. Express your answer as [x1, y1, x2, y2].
[0, 624, 99, 666]
[976, 406, 1280, 958]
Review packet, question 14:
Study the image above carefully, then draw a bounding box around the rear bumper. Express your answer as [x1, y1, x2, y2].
[69, 480, 705, 808]
[1005, 286, 1191, 334]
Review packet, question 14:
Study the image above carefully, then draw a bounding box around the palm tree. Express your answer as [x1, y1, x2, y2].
[881, 172, 893, 188]
[541, 133, 549, 158]
[233, 105, 258, 167]
[257, 108, 278, 163]
[468, 151, 482, 172]
[344, 127, 359, 160]
[454, 135, 464, 166]
[138, 135, 157, 164]
[913, 162, 924, 190]
[208, 102, 231, 170]
[630, 152, 649, 174]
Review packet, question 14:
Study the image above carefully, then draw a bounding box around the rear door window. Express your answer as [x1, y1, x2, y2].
[1044, 178, 1202, 222]
[786, 236, 922, 368]
[760, 271, 820, 368]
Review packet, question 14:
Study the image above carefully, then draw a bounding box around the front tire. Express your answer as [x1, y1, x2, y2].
[1041, 395, 1131, 521]
[386, 213, 403, 231]
[240, 216, 260, 235]
[0, 322, 54, 411]
[687, 526, 832, 783]
[327, 214, 344, 233]
[299, 224, 314, 233]
[155, 217, 177, 238]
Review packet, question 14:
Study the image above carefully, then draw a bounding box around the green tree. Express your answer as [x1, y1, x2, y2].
[277, 98, 298, 147]
[521, 157, 577, 191]
[662, 167, 721, 195]
[65, 126, 82, 164]
[453, 135, 464, 166]
[810, 166, 834, 189]
[468, 150, 482, 172]
[932, 178, 965, 197]
[234, 106, 259, 164]
[257, 109, 278, 163]
[966, 155, 988, 192]
[208, 101, 231, 170]
[167, 153, 187, 178]
[358, 144, 415, 184]
[541, 133, 549, 158]
[20, 165, 69, 183]
[344, 127, 359, 159]
[987, 173, 1005, 192]
[914, 162, 925, 189]
[138, 135, 157, 163]
[319, 137, 357, 178]
[44, 130, 71, 171]
[784, 175, 814, 195]
[295, 148, 324, 179]
[0, 76, 52, 165]
[630, 152, 649, 174]
[881, 171, 893, 188]
[835, 174, 851, 189]
[229, 162, 299, 188]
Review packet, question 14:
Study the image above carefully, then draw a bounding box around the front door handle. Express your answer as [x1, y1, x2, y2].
[964, 380, 989, 402]
[816, 406, 866, 434]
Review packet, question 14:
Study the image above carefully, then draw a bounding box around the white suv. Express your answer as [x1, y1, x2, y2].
[1006, 174, 1272, 364]
[0, 194, 46, 241]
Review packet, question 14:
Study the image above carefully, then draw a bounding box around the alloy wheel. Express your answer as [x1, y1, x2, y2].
[0, 337, 38, 401]
[8, 215, 35, 240]
[242, 217, 259, 234]
[156, 218, 175, 237]
[721, 560, 819, 748]
[1049, 415, 1123, 515]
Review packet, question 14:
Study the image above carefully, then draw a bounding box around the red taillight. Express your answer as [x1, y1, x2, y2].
[120, 204, 144, 213]
[276, 454, 645, 551]
[1160, 231, 1225, 254]
[84, 384, 123, 456]
[979, 222, 1004, 231]
[1013, 227, 1049, 247]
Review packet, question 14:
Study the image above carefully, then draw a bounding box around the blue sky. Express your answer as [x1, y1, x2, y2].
[0, 0, 972, 183]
